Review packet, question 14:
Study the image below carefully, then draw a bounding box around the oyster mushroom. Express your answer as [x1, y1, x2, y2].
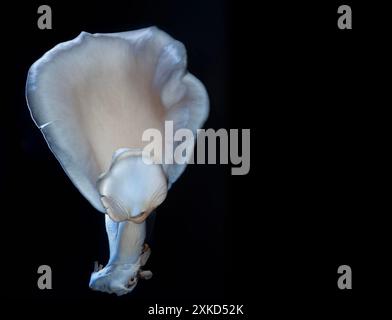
[26, 27, 209, 295]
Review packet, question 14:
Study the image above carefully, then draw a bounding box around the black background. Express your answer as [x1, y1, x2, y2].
[0, 0, 389, 317]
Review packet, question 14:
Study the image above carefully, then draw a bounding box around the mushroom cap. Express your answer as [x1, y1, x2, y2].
[26, 27, 209, 213]
[98, 148, 167, 222]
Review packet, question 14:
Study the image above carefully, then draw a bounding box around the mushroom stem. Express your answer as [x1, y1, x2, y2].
[105, 215, 146, 266]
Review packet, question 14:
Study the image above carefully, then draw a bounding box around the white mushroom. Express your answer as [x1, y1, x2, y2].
[26, 27, 209, 295]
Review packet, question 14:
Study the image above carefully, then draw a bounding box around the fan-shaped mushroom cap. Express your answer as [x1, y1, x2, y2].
[26, 27, 209, 214]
